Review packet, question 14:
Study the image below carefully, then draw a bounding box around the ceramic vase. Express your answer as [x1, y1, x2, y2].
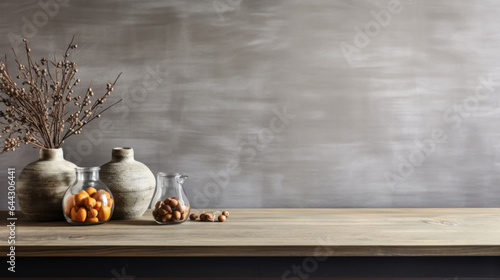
[17, 148, 77, 222]
[99, 147, 155, 219]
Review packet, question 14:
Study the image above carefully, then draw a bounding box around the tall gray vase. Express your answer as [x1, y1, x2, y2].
[100, 147, 155, 219]
[17, 148, 77, 221]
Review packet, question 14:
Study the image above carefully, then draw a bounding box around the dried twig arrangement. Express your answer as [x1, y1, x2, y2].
[0, 36, 121, 153]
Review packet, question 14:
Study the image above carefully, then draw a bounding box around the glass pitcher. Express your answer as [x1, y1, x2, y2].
[62, 167, 114, 225]
[151, 173, 190, 224]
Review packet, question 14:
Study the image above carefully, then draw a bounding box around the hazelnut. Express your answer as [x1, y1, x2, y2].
[158, 209, 167, 216]
[172, 211, 181, 221]
[181, 212, 188, 221]
[218, 215, 226, 222]
[204, 213, 214, 222]
[222, 211, 229, 217]
[189, 213, 198, 220]
[161, 214, 169, 223]
[177, 203, 186, 213]
[155, 201, 162, 209]
[165, 213, 172, 221]
[164, 205, 172, 213]
[169, 198, 179, 208]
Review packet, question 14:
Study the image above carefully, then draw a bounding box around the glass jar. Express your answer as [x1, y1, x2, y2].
[151, 173, 189, 224]
[62, 167, 114, 225]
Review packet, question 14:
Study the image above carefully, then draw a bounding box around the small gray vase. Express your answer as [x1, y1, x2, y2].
[99, 147, 155, 219]
[17, 148, 77, 221]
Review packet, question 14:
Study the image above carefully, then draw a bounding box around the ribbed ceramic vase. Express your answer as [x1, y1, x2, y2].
[17, 148, 78, 221]
[99, 147, 155, 219]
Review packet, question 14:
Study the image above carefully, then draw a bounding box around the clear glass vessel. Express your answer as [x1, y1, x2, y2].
[62, 167, 114, 225]
[151, 173, 189, 224]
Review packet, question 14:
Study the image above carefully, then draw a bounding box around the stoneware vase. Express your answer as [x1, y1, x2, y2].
[17, 148, 78, 222]
[99, 147, 155, 219]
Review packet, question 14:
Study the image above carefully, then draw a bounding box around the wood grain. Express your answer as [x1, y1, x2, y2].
[2, 208, 500, 257]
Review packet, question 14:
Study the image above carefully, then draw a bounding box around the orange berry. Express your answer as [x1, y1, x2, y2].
[64, 195, 75, 216]
[86, 217, 99, 223]
[94, 201, 102, 211]
[98, 205, 111, 221]
[85, 187, 97, 197]
[75, 190, 89, 207]
[73, 207, 87, 222]
[84, 196, 96, 210]
[88, 208, 98, 218]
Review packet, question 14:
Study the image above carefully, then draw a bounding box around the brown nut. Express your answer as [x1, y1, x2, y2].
[189, 213, 198, 220]
[155, 201, 162, 209]
[165, 213, 173, 221]
[158, 208, 168, 216]
[153, 209, 158, 217]
[164, 198, 171, 205]
[222, 211, 229, 217]
[204, 213, 214, 222]
[181, 212, 187, 221]
[172, 210, 181, 221]
[161, 214, 169, 223]
[218, 215, 226, 222]
[177, 203, 186, 213]
[169, 198, 179, 208]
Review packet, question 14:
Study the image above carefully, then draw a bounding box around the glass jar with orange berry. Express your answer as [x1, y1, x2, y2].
[62, 167, 114, 225]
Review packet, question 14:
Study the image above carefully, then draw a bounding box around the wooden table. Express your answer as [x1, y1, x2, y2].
[2, 208, 500, 278]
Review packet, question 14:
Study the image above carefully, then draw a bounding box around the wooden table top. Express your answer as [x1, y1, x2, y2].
[2, 208, 500, 257]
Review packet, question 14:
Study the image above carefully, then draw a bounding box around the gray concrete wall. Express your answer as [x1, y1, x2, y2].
[1, 0, 500, 209]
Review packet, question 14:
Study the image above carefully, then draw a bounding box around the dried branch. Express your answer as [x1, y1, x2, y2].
[0, 37, 121, 153]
